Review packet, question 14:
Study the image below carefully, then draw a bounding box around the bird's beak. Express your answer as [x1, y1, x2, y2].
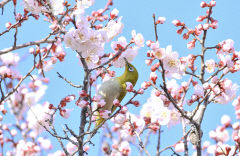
[123, 57, 131, 68]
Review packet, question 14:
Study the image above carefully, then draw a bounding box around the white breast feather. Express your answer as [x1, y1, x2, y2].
[97, 78, 121, 110]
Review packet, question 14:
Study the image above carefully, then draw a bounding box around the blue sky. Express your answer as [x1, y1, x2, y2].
[1, 0, 240, 155]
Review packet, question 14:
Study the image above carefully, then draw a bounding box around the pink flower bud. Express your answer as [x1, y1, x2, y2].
[202, 141, 210, 149]
[120, 106, 128, 114]
[145, 59, 153, 66]
[203, 23, 210, 30]
[60, 109, 72, 119]
[210, 21, 218, 29]
[183, 33, 189, 40]
[132, 101, 140, 107]
[99, 110, 111, 119]
[197, 24, 203, 30]
[221, 115, 231, 126]
[29, 47, 35, 54]
[200, 1, 207, 8]
[15, 13, 22, 21]
[151, 62, 160, 72]
[84, 145, 90, 152]
[156, 17, 166, 24]
[21, 123, 27, 130]
[155, 90, 161, 97]
[177, 27, 184, 34]
[146, 40, 153, 47]
[209, 0, 216, 7]
[137, 88, 144, 94]
[51, 57, 57, 64]
[97, 99, 106, 108]
[110, 8, 119, 19]
[113, 99, 120, 107]
[150, 72, 157, 84]
[102, 142, 110, 153]
[5, 22, 12, 29]
[2, 125, 8, 130]
[10, 129, 17, 136]
[77, 100, 89, 108]
[174, 142, 184, 153]
[209, 130, 216, 139]
[196, 15, 206, 22]
[79, 90, 88, 97]
[187, 39, 196, 50]
[141, 81, 149, 90]
[232, 122, 240, 130]
[29, 131, 37, 138]
[187, 100, 193, 106]
[233, 135, 239, 142]
[93, 95, 101, 102]
[126, 82, 133, 92]
[172, 19, 183, 27]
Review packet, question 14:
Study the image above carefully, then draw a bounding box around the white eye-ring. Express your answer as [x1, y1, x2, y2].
[128, 67, 134, 72]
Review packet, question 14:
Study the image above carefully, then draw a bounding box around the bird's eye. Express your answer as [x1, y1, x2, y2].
[128, 67, 134, 72]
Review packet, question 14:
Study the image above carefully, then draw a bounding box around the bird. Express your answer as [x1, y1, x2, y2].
[95, 58, 138, 127]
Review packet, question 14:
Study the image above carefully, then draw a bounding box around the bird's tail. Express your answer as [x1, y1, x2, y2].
[95, 107, 117, 128]
[95, 113, 105, 128]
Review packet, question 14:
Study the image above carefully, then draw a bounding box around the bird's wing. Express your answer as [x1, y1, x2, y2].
[97, 78, 122, 111]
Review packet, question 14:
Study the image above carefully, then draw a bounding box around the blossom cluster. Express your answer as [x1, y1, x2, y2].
[201, 113, 240, 155]
[140, 89, 181, 128]
[0, 52, 20, 79]
[146, 43, 186, 79]
[23, 0, 64, 15]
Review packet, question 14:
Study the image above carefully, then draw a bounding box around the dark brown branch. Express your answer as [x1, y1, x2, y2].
[77, 52, 90, 156]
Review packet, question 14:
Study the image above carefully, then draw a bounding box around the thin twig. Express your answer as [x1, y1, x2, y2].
[13, 27, 18, 48]
[90, 42, 132, 71]
[129, 116, 151, 156]
[0, 35, 55, 55]
[57, 72, 82, 88]
[156, 127, 161, 156]
[0, 59, 36, 103]
[0, 0, 11, 8]
[152, 13, 158, 41]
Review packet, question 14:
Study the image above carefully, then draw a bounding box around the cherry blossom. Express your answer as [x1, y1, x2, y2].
[103, 17, 124, 42]
[26, 102, 52, 135]
[0, 52, 20, 66]
[23, 0, 64, 15]
[156, 17, 166, 24]
[131, 30, 144, 47]
[205, 59, 216, 73]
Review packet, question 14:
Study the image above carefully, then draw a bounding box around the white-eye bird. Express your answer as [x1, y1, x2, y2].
[95, 58, 138, 127]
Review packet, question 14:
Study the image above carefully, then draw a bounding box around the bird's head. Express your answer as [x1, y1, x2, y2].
[120, 58, 139, 86]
